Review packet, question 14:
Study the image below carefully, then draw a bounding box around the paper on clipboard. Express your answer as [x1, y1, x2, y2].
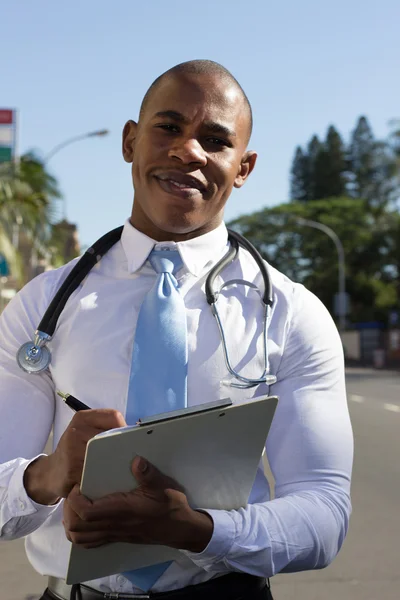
[66, 394, 278, 584]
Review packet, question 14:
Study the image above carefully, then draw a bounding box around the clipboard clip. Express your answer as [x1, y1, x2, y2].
[137, 398, 233, 426]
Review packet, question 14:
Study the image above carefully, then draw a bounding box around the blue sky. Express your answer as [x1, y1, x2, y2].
[2, 0, 399, 247]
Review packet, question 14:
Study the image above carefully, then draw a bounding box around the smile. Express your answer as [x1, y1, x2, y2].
[154, 175, 205, 199]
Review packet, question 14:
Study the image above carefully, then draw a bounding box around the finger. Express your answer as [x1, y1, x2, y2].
[65, 517, 127, 532]
[68, 487, 138, 522]
[131, 456, 167, 487]
[132, 457, 184, 492]
[69, 531, 148, 548]
[79, 540, 106, 549]
[63, 492, 87, 532]
[67, 526, 152, 547]
[66, 529, 110, 548]
[66, 485, 95, 520]
[64, 496, 131, 533]
[71, 409, 127, 431]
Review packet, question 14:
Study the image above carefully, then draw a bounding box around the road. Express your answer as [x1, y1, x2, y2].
[273, 367, 400, 600]
[0, 368, 399, 600]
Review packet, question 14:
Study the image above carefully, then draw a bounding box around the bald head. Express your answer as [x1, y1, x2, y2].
[139, 59, 253, 142]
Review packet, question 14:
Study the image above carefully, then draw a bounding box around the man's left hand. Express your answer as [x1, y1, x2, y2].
[63, 456, 213, 553]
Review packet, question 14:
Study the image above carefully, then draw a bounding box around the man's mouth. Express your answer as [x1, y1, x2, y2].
[154, 171, 206, 195]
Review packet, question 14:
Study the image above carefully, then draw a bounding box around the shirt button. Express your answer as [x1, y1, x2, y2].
[116, 575, 125, 585]
[19, 500, 26, 511]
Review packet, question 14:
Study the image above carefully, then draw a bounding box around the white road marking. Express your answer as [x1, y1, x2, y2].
[349, 394, 400, 414]
[383, 403, 400, 413]
[349, 394, 364, 403]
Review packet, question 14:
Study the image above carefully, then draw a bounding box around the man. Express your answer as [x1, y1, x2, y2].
[0, 60, 353, 600]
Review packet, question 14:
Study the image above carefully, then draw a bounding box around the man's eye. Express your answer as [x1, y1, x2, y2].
[206, 137, 229, 147]
[156, 124, 180, 133]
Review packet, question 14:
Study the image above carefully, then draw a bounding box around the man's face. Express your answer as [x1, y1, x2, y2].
[123, 72, 257, 241]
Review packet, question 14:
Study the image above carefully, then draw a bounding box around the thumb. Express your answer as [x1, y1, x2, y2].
[131, 456, 183, 492]
[132, 456, 161, 486]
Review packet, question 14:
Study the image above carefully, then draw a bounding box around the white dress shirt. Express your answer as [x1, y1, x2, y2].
[0, 220, 353, 595]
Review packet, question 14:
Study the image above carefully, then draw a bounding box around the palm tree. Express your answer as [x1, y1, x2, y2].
[0, 152, 62, 285]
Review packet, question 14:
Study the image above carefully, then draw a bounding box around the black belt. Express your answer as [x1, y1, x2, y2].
[47, 573, 270, 600]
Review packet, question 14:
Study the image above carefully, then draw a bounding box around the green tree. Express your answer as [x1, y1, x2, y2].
[368, 140, 398, 210]
[290, 129, 347, 202]
[348, 116, 375, 199]
[0, 152, 63, 284]
[293, 116, 399, 208]
[48, 220, 80, 268]
[229, 197, 399, 324]
[313, 126, 347, 200]
[389, 118, 400, 163]
[348, 116, 398, 209]
[289, 136, 323, 201]
[290, 146, 309, 201]
[0, 153, 60, 240]
[306, 135, 322, 200]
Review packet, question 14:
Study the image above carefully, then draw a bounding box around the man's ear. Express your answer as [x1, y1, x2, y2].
[122, 120, 138, 163]
[233, 151, 257, 188]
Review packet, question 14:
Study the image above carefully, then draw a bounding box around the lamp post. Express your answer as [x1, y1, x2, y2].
[44, 129, 109, 220]
[295, 217, 346, 332]
[44, 129, 109, 164]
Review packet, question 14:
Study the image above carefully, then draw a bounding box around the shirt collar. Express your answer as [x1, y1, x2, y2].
[120, 219, 228, 277]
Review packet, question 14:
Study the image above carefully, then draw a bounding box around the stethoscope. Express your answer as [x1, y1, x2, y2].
[16, 227, 277, 388]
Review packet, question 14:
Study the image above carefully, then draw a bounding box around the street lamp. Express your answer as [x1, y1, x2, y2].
[294, 217, 347, 332]
[44, 129, 109, 220]
[44, 129, 109, 164]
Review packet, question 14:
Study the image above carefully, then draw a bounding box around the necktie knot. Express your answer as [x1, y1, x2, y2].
[149, 249, 183, 276]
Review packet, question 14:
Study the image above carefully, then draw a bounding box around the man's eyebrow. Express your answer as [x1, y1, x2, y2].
[154, 110, 187, 122]
[153, 111, 236, 138]
[203, 121, 236, 138]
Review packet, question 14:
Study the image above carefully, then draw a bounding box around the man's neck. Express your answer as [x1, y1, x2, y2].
[129, 216, 224, 243]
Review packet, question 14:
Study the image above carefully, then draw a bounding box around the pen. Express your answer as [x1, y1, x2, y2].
[56, 390, 92, 412]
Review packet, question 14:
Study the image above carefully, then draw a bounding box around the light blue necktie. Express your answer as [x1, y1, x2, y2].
[123, 249, 188, 591]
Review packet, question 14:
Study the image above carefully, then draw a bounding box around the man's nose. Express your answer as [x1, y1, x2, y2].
[168, 138, 207, 166]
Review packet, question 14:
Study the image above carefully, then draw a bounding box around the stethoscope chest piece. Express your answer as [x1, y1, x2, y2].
[15, 227, 276, 386]
[16, 331, 52, 374]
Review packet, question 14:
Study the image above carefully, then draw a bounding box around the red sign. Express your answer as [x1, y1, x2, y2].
[0, 110, 13, 124]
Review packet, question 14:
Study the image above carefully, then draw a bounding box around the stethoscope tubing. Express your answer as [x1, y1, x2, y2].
[38, 226, 124, 337]
[17, 227, 275, 385]
[38, 227, 271, 338]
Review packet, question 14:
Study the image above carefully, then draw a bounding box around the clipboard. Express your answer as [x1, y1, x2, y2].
[66, 394, 278, 584]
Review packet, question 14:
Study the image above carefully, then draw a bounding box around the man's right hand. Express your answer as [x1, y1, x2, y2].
[23, 409, 126, 506]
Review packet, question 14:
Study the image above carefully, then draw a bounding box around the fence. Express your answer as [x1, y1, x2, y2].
[342, 328, 400, 368]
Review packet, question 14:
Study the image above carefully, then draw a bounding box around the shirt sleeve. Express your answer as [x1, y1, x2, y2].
[0, 273, 62, 540]
[184, 284, 353, 577]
